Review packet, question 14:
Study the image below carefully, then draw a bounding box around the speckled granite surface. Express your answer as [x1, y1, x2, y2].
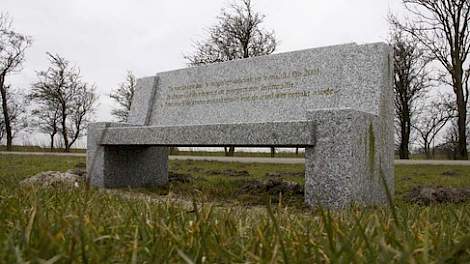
[87, 122, 168, 188]
[98, 121, 314, 147]
[88, 42, 393, 208]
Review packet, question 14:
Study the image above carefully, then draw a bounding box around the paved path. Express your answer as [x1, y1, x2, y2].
[1, 151, 86, 157]
[2, 151, 470, 165]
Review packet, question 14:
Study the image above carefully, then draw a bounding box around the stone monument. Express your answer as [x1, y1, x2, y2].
[87, 42, 394, 208]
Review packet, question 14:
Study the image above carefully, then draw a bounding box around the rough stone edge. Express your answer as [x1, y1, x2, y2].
[87, 122, 136, 187]
[304, 108, 393, 208]
[97, 121, 315, 147]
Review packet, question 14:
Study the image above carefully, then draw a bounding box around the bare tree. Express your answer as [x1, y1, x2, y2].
[390, 27, 430, 159]
[413, 97, 454, 159]
[185, 0, 277, 156]
[67, 82, 96, 148]
[442, 118, 464, 159]
[270, 147, 276, 157]
[391, 0, 470, 159]
[30, 103, 60, 151]
[110, 71, 136, 123]
[0, 85, 26, 145]
[0, 13, 32, 150]
[30, 52, 97, 152]
[0, 115, 4, 142]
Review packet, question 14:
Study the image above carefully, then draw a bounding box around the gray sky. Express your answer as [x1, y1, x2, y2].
[2, 0, 403, 146]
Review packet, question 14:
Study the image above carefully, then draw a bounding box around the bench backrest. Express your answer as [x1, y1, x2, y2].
[128, 43, 392, 127]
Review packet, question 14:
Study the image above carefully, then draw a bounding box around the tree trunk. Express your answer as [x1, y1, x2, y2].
[425, 151, 431, 159]
[0, 74, 12, 151]
[61, 103, 70, 152]
[454, 68, 468, 160]
[227, 146, 235, 157]
[270, 147, 275, 157]
[295, 148, 299, 156]
[399, 114, 410, 159]
[67, 124, 82, 151]
[169, 147, 178, 155]
[50, 134, 54, 151]
[424, 140, 431, 159]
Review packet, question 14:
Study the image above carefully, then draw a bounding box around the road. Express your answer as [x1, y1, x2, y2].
[2, 151, 470, 165]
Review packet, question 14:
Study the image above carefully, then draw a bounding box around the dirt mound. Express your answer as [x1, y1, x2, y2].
[239, 179, 304, 195]
[67, 167, 87, 177]
[20, 170, 85, 188]
[265, 172, 304, 178]
[441, 170, 459, 177]
[406, 186, 470, 205]
[75, 162, 86, 169]
[188, 167, 204, 173]
[206, 169, 250, 177]
[169, 172, 193, 183]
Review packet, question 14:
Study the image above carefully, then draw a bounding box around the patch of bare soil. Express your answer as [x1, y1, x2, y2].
[239, 179, 304, 195]
[206, 169, 250, 177]
[441, 170, 460, 177]
[169, 172, 193, 183]
[406, 186, 470, 205]
[188, 167, 204, 173]
[265, 172, 304, 178]
[67, 167, 87, 177]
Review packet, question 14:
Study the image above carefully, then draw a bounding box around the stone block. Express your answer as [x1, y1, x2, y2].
[87, 42, 394, 209]
[304, 109, 393, 208]
[87, 122, 168, 188]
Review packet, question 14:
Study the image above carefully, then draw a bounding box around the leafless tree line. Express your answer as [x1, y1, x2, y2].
[391, 0, 470, 159]
[0, 13, 31, 150]
[2, 0, 470, 159]
[30, 53, 97, 152]
[0, 13, 97, 152]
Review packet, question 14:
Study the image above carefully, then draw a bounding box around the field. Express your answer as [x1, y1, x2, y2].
[1, 155, 470, 263]
[0, 145, 304, 158]
[0, 145, 460, 160]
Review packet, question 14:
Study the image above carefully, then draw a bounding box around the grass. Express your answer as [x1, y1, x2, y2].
[2, 144, 466, 160]
[0, 145, 86, 153]
[173, 149, 304, 158]
[1, 144, 305, 157]
[1, 155, 470, 262]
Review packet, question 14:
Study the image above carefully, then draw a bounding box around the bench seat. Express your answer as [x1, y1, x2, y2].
[98, 121, 314, 147]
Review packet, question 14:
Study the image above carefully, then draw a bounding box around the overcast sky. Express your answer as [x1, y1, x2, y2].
[2, 0, 403, 146]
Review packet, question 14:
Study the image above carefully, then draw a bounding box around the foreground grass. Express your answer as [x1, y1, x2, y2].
[1, 155, 470, 262]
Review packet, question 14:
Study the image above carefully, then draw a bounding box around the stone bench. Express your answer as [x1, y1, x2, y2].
[87, 42, 394, 208]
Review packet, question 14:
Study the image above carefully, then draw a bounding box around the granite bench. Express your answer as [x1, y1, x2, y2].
[87, 42, 394, 208]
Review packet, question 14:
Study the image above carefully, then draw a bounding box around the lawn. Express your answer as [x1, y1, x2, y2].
[1, 144, 465, 160]
[1, 154, 470, 263]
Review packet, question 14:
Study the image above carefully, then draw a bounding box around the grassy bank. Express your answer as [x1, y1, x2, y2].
[1, 155, 470, 262]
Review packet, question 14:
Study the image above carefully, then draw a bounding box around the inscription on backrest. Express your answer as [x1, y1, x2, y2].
[128, 43, 391, 126]
[163, 68, 330, 107]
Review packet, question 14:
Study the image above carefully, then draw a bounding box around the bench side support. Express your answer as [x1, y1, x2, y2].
[87, 122, 168, 188]
[305, 109, 393, 208]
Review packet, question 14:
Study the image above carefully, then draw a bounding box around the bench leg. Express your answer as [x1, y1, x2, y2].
[87, 122, 168, 188]
[304, 109, 394, 209]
